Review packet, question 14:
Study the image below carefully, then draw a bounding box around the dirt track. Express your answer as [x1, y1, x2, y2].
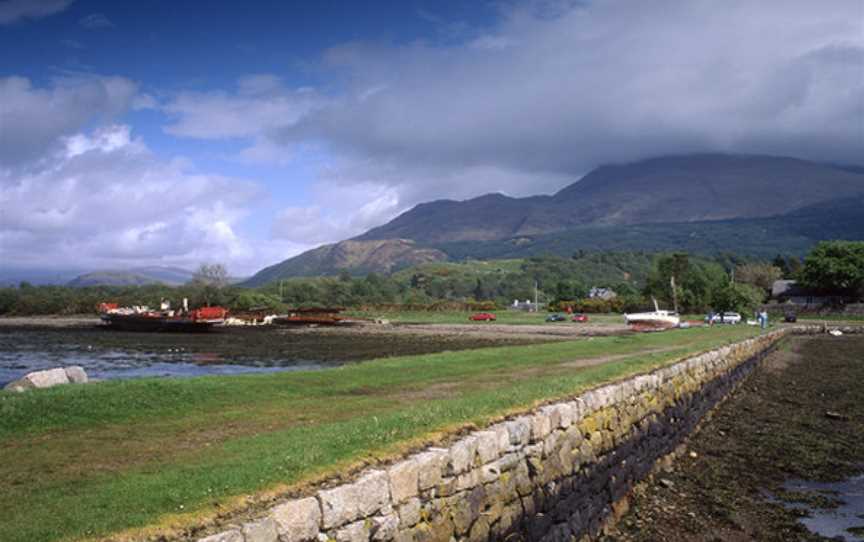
[0, 316, 632, 340]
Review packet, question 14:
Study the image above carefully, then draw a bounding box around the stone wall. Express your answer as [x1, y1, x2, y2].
[195, 328, 848, 542]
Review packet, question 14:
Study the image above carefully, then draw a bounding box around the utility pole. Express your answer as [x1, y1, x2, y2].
[534, 281, 539, 312]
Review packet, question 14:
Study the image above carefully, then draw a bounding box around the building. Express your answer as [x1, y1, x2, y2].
[770, 280, 837, 306]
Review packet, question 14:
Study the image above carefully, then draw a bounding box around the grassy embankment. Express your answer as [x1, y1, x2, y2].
[0, 326, 760, 542]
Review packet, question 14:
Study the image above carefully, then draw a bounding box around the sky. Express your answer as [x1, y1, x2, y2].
[1, 0, 862, 277]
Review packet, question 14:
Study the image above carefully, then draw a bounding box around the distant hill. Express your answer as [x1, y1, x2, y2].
[250, 154, 864, 284]
[66, 266, 195, 287]
[359, 154, 864, 244]
[243, 239, 447, 286]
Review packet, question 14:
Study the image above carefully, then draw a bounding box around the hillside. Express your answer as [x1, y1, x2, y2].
[437, 195, 864, 260]
[66, 267, 195, 287]
[244, 239, 447, 286]
[250, 154, 864, 283]
[359, 154, 864, 244]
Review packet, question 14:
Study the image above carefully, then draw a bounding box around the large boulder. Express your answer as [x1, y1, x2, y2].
[4, 366, 88, 392]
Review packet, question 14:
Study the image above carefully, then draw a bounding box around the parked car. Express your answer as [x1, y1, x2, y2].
[469, 312, 496, 322]
[784, 311, 797, 323]
[705, 312, 742, 324]
[572, 313, 589, 323]
[546, 313, 567, 322]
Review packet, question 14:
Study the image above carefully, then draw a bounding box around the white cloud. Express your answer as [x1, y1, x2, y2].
[0, 75, 139, 166]
[0, 125, 289, 275]
[79, 12, 114, 29]
[0, 0, 73, 24]
[163, 75, 324, 140]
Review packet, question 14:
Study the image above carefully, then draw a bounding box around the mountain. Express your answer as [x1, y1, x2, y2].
[436, 195, 864, 261]
[359, 154, 864, 244]
[66, 266, 195, 287]
[250, 154, 864, 283]
[243, 239, 447, 286]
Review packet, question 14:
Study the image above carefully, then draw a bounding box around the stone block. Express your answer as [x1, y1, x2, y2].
[270, 497, 321, 541]
[473, 430, 499, 464]
[492, 423, 511, 452]
[388, 459, 419, 504]
[355, 470, 390, 517]
[540, 405, 562, 429]
[415, 448, 448, 490]
[319, 470, 389, 529]
[505, 417, 532, 448]
[371, 513, 399, 541]
[446, 436, 478, 475]
[397, 497, 421, 528]
[242, 517, 279, 542]
[334, 519, 370, 542]
[531, 412, 552, 442]
[556, 403, 574, 428]
[198, 529, 244, 542]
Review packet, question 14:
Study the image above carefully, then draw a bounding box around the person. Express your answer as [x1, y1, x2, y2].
[707, 310, 715, 326]
[759, 309, 768, 329]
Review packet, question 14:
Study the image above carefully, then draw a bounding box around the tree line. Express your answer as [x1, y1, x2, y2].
[1, 242, 861, 316]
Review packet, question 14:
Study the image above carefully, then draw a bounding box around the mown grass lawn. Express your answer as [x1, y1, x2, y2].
[0, 325, 762, 542]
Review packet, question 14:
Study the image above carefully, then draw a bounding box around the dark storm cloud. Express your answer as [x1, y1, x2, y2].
[280, 0, 863, 181]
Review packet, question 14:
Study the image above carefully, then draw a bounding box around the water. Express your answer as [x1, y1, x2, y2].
[775, 475, 864, 541]
[0, 324, 532, 385]
[0, 329, 327, 385]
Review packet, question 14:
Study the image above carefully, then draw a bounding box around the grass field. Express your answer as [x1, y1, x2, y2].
[0, 325, 762, 542]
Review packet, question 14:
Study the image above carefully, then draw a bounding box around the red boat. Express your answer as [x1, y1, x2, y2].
[98, 302, 228, 332]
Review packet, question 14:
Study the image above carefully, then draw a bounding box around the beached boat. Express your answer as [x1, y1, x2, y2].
[624, 298, 680, 329]
[98, 303, 228, 332]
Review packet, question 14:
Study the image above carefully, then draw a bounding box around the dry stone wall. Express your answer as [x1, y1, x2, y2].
[196, 328, 823, 542]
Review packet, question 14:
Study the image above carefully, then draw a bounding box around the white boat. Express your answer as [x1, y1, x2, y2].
[624, 298, 680, 328]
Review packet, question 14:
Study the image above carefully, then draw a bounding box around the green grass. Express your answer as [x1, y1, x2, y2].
[797, 314, 864, 322]
[0, 325, 762, 542]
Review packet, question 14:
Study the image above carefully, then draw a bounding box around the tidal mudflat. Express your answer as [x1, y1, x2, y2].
[608, 335, 864, 542]
[0, 319, 545, 385]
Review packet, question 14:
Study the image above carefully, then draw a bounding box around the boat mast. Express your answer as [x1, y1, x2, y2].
[670, 275, 680, 314]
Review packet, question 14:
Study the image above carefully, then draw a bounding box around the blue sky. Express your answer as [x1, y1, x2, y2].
[1, 0, 862, 276]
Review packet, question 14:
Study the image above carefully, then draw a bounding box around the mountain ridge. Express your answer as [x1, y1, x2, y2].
[245, 153, 864, 283]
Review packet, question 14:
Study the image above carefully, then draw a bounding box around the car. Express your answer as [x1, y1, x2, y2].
[546, 313, 567, 322]
[705, 311, 742, 324]
[784, 311, 797, 323]
[468, 312, 496, 321]
[572, 313, 589, 323]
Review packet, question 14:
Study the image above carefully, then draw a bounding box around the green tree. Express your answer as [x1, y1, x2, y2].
[711, 282, 765, 314]
[190, 263, 229, 306]
[799, 241, 864, 298]
[735, 263, 782, 291]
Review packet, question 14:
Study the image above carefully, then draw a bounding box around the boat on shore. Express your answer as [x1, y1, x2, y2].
[624, 298, 680, 329]
[272, 307, 349, 326]
[98, 302, 228, 332]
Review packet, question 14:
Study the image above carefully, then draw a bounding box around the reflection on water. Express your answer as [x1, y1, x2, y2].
[0, 324, 533, 386]
[776, 475, 864, 542]
[0, 330, 327, 385]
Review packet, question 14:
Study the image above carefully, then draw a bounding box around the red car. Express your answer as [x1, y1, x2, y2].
[469, 312, 497, 321]
[572, 313, 589, 323]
